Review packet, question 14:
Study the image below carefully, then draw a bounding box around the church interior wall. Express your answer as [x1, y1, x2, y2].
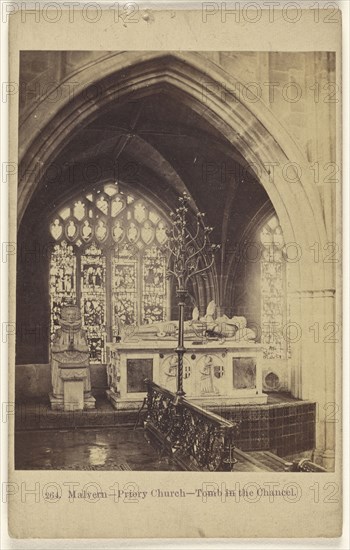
[15, 50, 337, 468]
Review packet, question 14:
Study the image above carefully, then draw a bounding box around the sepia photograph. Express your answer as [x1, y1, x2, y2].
[15, 48, 338, 474]
[6, 5, 344, 541]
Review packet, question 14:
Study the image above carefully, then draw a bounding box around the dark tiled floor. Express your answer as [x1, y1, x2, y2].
[15, 427, 179, 471]
[15, 426, 291, 472]
[15, 393, 316, 470]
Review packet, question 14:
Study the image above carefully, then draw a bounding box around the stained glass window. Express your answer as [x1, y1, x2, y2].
[112, 252, 138, 328]
[81, 243, 107, 364]
[142, 247, 166, 324]
[260, 216, 286, 359]
[49, 183, 169, 362]
[49, 241, 76, 339]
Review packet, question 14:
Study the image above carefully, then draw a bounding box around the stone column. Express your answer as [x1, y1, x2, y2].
[288, 288, 336, 470]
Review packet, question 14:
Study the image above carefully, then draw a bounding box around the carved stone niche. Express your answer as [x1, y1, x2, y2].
[49, 304, 95, 411]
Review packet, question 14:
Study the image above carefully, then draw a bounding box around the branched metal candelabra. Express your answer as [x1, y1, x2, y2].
[164, 192, 220, 400]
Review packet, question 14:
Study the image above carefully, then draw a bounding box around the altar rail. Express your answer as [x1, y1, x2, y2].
[144, 380, 238, 471]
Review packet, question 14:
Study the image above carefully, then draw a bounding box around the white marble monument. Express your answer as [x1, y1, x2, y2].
[106, 302, 267, 409]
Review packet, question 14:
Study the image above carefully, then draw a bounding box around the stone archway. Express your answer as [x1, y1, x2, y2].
[18, 51, 335, 468]
[19, 53, 328, 257]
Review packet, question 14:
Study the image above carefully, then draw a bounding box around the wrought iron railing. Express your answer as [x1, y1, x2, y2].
[144, 380, 238, 471]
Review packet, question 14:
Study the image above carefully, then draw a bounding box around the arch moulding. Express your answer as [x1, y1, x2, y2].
[17, 51, 336, 466]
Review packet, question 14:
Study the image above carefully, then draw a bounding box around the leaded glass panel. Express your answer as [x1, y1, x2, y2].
[111, 196, 124, 217]
[96, 195, 108, 215]
[81, 243, 107, 363]
[142, 247, 166, 324]
[49, 241, 76, 339]
[141, 221, 155, 244]
[73, 201, 85, 220]
[260, 218, 286, 360]
[112, 257, 138, 330]
[49, 184, 170, 362]
[104, 183, 118, 196]
[50, 219, 63, 240]
[66, 220, 77, 240]
[81, 220, 93, 242]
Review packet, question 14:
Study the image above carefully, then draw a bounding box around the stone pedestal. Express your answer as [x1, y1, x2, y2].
[64, 380, 84, 411]
[49, 365, 96, 411]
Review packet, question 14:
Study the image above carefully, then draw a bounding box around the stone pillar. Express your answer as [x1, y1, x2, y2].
[320, 289, 337, 471]
[287, 290, 303, 399]
[288, 289, 336, 470]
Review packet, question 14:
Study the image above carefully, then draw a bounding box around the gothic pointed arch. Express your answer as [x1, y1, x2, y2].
[18, 51, 329, 295]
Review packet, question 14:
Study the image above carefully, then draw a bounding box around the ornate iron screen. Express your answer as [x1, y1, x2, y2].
[49, 183, 169, 363]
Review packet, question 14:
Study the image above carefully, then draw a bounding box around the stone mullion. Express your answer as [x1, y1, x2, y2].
[76, 247, 82, 311]
[105, 243, 113, 344]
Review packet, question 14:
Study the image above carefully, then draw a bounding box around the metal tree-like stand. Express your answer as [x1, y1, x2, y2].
[165, 192, 220, 401]
[143, 193, 238, 470]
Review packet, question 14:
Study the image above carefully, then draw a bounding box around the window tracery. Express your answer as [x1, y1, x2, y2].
[260, 216, 286, 360]
[49, 183, 169, 362]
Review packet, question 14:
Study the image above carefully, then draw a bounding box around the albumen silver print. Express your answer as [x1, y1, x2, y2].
[7, 4, 343, 540]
